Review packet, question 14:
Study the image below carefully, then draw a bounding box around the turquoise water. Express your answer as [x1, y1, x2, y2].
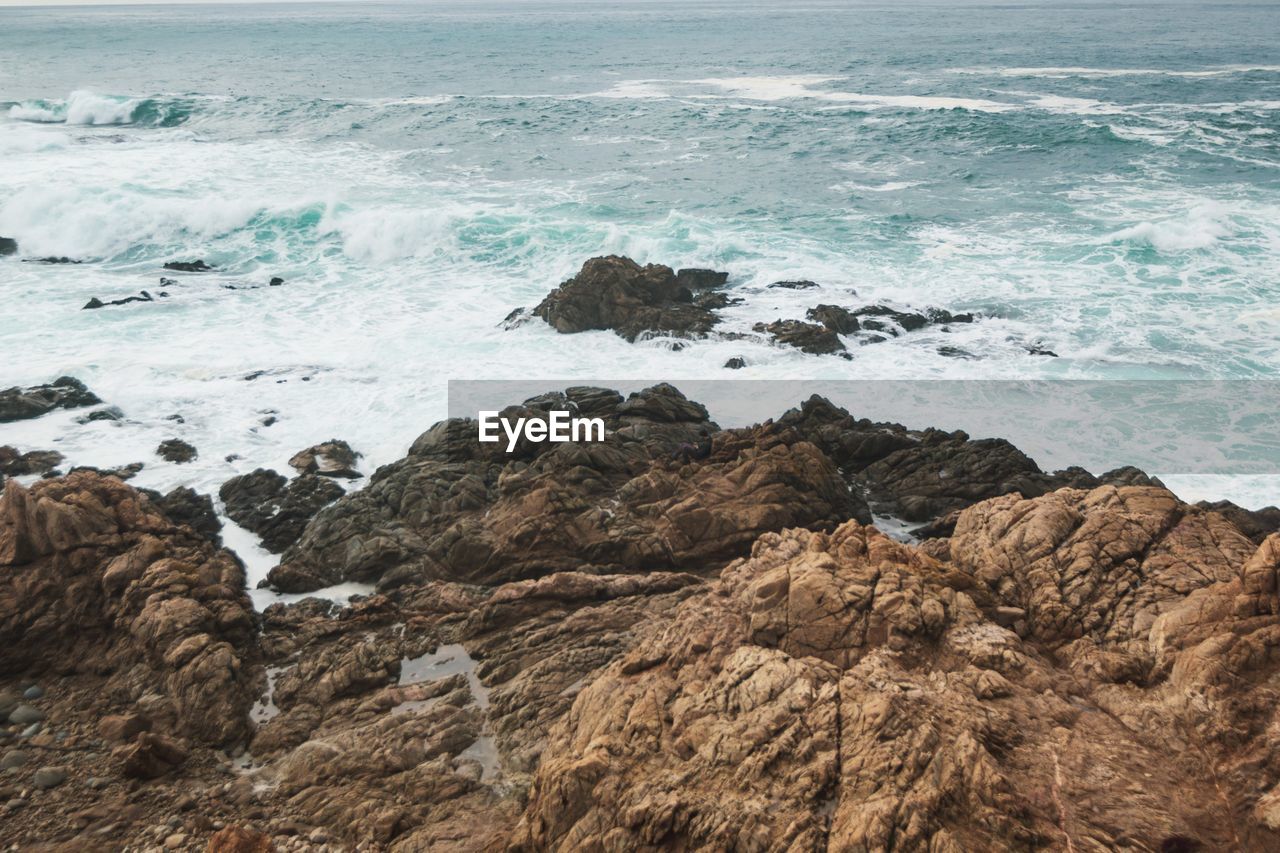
[1, 0, 1279, 508]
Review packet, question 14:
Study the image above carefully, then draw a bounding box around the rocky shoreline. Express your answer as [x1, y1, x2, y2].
[4, 376, 1280, 851]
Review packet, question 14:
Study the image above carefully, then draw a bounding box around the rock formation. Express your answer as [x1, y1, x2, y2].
[220, 469, 345, 554]
[0, 376, 100, 423]
[267, 384, 867, 592]
[532, 256, 731, 341]
[6, 386, 1280, 851]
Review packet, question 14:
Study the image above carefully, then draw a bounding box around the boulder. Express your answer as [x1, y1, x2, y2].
[156, 439, 197, 463]
[116, 732, 188, 779]
[806, 303, 860, 334]
[288, 440, 361, 479]
[0, 447, 64, 477]
[753, 319, 849, 356]
[163, 260, 213, 272]
[532, 256, 730, 341]
[0, 377, 100, 423]
[220, 470, 344, 554]
[0, 237, 16, 256]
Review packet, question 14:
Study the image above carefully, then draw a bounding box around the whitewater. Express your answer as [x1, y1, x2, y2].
[2, 0, 1280, 528]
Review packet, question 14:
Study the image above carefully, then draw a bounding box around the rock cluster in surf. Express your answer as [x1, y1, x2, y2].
[513, 255, 993, 360]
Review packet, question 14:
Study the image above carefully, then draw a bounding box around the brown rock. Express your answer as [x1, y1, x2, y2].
[207, 826, 275, 853]
[532, 255, 729, 342]
[116, 732, 188, 779]
[99, 712, 150, 744]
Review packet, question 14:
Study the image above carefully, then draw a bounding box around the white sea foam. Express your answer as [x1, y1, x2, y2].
[1104, 203, 1234, 252]
[9, 90, 142, 125]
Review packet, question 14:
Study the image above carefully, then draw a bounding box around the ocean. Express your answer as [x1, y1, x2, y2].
[2, 0, 1280, 523]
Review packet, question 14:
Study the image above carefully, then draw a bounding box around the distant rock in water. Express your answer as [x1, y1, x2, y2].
[724, 356, 747, 369]
[767, 279, 819, 290]
[219, 469, 345, 554]
[532, 255, 730, 342]
[0, 446, 64, 478]
[83, 291, 161, 310]
[0, 377, 100, 423]
[269, 276, 284, 286]
[163, 260, 213, 272]
[0, 237, 16, 256]
[156, 439, 197, 463]
[288, 440, 361, 479]
[25, 256, 81, 265]
[75, 406, 124, 424]
[68, 462, 144, 481]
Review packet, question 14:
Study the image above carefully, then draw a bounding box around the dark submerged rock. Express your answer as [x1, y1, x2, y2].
[723, 357, 747, 369]
[156, 439, 197, 463]
[753, 319, 849, 356]
[220, 469, 345, 554]
[163, 260, 213, 272]
[82, 291, 156, 310]
[0, 447, 64, 477]
[0, 237, 16, 256]
[0, 377, 101, 423]
[767, 280, 819, 290]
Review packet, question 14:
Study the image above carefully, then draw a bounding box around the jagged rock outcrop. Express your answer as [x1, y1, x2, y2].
[0, 446, 64, 477]
[219, 469, 344, 554]
[267, 384, 868, 593]
[753, 318, 850, 356]
[0, 376, 100, 423]
[514, 487, 1280, 851]
[1196, 499, 1280, 544]
[0, 472, 258, 745]
[778, 394, 1165, 525]
[532, 256, 731, 341]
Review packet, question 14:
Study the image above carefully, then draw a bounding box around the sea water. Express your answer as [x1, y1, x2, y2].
[2, 0, 1279, 510]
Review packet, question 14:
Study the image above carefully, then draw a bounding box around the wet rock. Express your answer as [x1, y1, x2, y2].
[67, 462, 144, 481]
[532, 255, 729, 341]
[753, 319, 849, 356]
[220, 470, 344, 554]
[0, 376, 100, 423]
[21, 685, 41, 700]
[288, 440, 361, 479]
[150, 486, 222, 543]
[82, 291, 157, 310]
[163, 260, 213, 272]
[26, 256, 81, 264]
[674, 268, 729, 290]
[805, 303, 860, 334]
[0, 237, 16, 256]
[500, 306, 533, 330]
[75, 406, 124, 424]
[31, 766, 66, 789]
[156, 439, 197, 463]
[269, 277, 284, 286]
[767, 279, 818, 289]
[0, 447, 64, 477]
[116, 732, 188, 779]
[723, 356, 747, 369]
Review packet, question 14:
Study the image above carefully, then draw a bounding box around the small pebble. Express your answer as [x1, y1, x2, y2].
[21, 686, 42, 701]
[32, 766, 66, 789]
[7, 705, 43, 726]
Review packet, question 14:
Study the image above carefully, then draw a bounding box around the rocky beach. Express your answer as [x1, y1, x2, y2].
[5, 351, 1280, 849]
